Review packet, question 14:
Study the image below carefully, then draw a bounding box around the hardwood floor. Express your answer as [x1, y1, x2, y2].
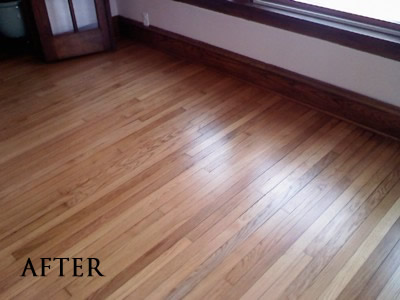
[1, 41, 400, 300]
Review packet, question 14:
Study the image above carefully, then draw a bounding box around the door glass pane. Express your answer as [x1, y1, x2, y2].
[72, 0, 99, 31]
[45, 0, 74, 35]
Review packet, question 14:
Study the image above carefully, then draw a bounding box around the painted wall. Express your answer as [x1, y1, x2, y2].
[116, 0, 400, 107]
[110, 0, 119, 16]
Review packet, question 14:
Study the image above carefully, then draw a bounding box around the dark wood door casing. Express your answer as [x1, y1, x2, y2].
[30, 0, 114, 61]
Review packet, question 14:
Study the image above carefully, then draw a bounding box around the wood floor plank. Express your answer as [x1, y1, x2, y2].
[336, 216, 400, 300]
[224, 128, 370, 287]
[1, 40, 400, 300]
[182, 210, 289, 300]
[221, 137, 397, 299]
[280, 157, 400, 299]
[308, 185, 400, 300]
[377, 263, 400, 300]
[0, 77, 244, 238]
[124, 120, 346, 300]
[259, 253, 313, 300]
[349, 229, 400, 300]
[110, 115, 328, 299]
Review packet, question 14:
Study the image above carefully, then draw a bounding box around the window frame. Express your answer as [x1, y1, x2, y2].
[174, 0, 400, 61]
[255, 0, 400, 32]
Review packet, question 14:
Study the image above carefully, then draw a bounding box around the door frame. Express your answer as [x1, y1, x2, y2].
[30, 0, 115, 61]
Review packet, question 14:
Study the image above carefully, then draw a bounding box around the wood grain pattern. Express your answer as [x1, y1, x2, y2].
[118, 16, 400, 141]
[1, 39, 400, 299]
[30, 0, 114, 61]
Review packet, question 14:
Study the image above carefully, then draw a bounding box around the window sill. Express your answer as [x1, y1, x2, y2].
[174, 0, 400, 62]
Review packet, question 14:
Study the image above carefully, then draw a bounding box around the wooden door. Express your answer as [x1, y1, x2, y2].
[30, 0, 114, 61]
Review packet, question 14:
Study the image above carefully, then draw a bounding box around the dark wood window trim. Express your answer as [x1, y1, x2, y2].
[174, 0, 400, 62]
[254, 0, 400, 32]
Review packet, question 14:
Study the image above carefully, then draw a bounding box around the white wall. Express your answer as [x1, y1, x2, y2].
[110, 0, 119, 16]
[116, 0, 400, 107]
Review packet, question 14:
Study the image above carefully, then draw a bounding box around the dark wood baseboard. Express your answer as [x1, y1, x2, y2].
[118, 16, 400, 140]
[112, 16, 120, 38]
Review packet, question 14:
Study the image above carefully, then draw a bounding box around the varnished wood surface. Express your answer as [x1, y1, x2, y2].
[119, 17, 400, 141]
[30, 0, 114, 61]
[1, 41, 400, 300]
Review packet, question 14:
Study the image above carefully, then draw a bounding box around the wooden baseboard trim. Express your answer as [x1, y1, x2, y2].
[118, 16, 400, 140]
[112, 16, 120, 38]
